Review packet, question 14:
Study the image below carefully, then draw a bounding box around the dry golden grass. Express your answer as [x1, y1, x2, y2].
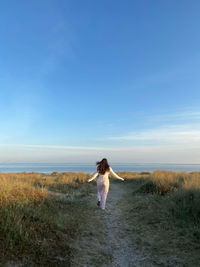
[121, 170, 200, 266]
[0, 173, 48, 205]
[117, 171, 149, 179]
[1, 170, 200, 265]
[0, 171, 93, 266]
[136, 170, 200, 195]
[132, 170, 200, 240]
[152, 170, 200, 190]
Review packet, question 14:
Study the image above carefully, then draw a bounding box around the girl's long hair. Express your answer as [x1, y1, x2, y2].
[96, 158, 110, 174]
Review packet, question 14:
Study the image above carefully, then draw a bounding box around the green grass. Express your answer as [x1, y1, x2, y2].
[120, 170, 200, 266]
[0, 172, 94, 266]
[135, 170, 200, 229]
[1, 170, 200, 266]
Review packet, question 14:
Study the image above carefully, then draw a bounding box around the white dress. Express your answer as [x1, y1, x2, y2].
[88, 167, 124, 210]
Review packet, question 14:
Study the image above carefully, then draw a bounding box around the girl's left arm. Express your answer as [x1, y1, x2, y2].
[87, 172, 99, 182]
[109, 167, 124, 181]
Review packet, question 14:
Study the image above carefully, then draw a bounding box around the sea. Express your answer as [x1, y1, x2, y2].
[0, 163, 199, 173]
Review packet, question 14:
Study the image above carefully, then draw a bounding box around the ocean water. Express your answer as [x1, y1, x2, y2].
[0, 163, 199, 173]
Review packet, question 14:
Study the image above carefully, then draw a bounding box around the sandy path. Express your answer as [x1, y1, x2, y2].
[70, 182, 145, 267]
[102, 183, 144, 267]
[104, 183, 131, 265]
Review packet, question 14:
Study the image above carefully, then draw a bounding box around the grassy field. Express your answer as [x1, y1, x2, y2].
[120, 170, 200, 266]
[0, 172, 94, 266]
[0, 170, 200, 266]
[133, 170, 200, 229]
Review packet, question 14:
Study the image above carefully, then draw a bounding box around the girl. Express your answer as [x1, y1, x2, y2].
[87, 158, 124, 210]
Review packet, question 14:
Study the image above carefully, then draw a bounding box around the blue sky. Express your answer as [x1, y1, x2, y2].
[0, 0, 200, 163]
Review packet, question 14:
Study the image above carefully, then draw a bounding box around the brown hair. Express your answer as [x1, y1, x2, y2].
[96, 158, 110, 175]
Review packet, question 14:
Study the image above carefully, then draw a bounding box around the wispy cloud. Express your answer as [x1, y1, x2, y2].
[0, 144, 119, 151]
[0, 143, 200, 164]
[146, 109, 200, 124]
[1, 109, 200, 164]
[108, 109, 200, 146]
[109, 124, 200, 145]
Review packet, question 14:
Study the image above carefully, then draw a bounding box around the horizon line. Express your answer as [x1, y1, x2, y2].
[0, 162, 199, 165]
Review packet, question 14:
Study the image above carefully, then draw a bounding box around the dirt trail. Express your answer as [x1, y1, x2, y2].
[102, 183, 145, 267]
[70, 182, 146, 267]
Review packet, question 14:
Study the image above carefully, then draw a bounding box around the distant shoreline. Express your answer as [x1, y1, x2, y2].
[0, 162, 199, 173]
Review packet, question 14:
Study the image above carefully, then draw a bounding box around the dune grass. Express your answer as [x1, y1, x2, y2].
[135, 170, 200, 228]
[0, 172, 93, 266]
[1, 170, 200, 265]
[120, 170, 200, 265]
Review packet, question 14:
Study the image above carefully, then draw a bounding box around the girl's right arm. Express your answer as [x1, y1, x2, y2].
[87, 172, 99, 182]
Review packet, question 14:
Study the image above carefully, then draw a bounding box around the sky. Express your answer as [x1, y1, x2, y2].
[0, 0, 200, 163]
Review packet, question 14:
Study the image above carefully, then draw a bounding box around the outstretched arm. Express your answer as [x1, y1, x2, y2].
[109, 167, 124, 181]
[87, 172, 99, 182]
